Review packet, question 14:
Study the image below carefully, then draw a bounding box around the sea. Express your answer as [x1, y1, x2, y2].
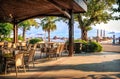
[42, 28, 120, 43]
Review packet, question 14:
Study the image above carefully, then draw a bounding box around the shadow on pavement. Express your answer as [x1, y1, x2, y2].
[1, 54, 120, 79]
[1, 74, 120, 79]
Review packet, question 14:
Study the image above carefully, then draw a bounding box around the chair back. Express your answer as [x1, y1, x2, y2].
[15, 53, 24, 67]
[32, 44, 37, 50]
[20, 42, 26, 47]
[16, 42, 20, 46]
[0, 42, 4, 46]
[27, 44, 32, 51]
[28, 49, 35, 62]
[3, 42, 8, 48]
[12, 43, 17, 49]
[7, 42, 12, 48]
[3, 49, 11, 54]
[59, 43, 65, 53]
[56, 44, 61, 54]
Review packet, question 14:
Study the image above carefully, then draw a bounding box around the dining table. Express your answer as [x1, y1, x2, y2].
[0, 48, 16, 74]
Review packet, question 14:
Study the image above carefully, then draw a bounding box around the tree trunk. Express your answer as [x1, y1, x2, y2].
[22, 27, 26, 41]
[48, 30, 50, 42]
[81, 27, 88, 41]
[77, 14, 88, 41]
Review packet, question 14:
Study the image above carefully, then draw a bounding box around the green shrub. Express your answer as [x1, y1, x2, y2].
[18, 35, 23, 41]
[86, 41, 102, 52]
[29, 38, 43, 44]
[74, 39, 87, 44]
[74, 39, 102, 53]
[66, 39, 102, 53]
[2, 37, 12, 42]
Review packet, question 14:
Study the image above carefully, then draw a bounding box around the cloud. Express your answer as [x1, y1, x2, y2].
[92, 20, 120, 32]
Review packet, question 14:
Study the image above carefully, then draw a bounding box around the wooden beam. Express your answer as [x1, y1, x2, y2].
[47, 0, 71, 19]
[17, 14, 68, 24]
[74, 0, 87, 12]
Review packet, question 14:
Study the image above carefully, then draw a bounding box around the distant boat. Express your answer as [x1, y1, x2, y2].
[108, 32, 115, 34]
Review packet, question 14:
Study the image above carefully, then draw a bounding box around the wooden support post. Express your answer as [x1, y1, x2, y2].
[13, 23, 18, 43]
[68, 10, 74, 56]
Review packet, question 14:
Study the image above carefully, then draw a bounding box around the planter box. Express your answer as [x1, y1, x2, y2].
[67, 43, 82, 53]
[74, 43, 82, 53]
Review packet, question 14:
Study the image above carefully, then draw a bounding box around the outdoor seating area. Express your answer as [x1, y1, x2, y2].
[0, 0, 120, 79]
[0, 41, 67, 77]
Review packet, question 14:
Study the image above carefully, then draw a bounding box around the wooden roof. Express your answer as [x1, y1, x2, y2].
[0, 0, 87, 24]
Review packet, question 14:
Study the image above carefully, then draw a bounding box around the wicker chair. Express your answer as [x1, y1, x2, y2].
[46, 44, 61, 59]
[39, 43, 47, 58]
[5, 53, 26, 77]
[58, 43, 65, 57]
[24, 49, 35, 70]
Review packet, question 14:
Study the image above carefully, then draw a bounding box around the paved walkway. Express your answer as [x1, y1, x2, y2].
[0, 52, 120, 79]
[102, 44, 120, 53]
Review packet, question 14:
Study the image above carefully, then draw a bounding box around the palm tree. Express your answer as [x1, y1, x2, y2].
[18, 19, 38, 41]
[40, 17, 58, 42]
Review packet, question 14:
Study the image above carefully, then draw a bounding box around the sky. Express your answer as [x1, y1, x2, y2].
[92, 20, 120, 32]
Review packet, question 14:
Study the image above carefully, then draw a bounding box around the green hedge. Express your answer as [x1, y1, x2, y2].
[81, 41, 102, 53]
[18, 35, 23, 41]
[85, 41, 102, 52]
[74, 39, 87, 44]
[66, 39, 102, 53]
[1, 37, 12, 42]
[73, 39, 102, 53]
[0, 35, 23, 42]
[29, 38, 43, 44]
